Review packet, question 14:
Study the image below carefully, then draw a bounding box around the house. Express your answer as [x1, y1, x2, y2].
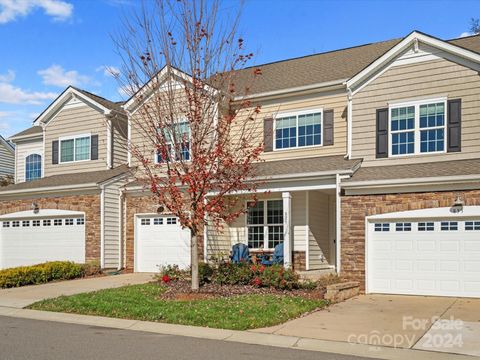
[1, 31, 480, 299]
[0, 135, 14, 180]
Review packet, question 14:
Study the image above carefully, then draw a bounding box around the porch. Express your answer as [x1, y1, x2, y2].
[204, 188, 338, 272]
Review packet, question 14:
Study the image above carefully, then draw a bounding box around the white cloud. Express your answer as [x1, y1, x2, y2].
[459, 32, 472, 38]
[38, 64, 92, 87]
[0, 82, 57, 105]
[0, 69, 15, 82]
[0, 0, 73, 24]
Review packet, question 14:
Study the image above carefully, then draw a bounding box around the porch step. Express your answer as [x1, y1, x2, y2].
[298, 268, 336, 281]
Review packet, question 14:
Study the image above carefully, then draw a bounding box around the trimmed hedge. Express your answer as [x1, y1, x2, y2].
[0, 261, 100, 289]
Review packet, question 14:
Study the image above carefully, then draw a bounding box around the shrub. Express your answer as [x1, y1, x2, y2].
[199, 262, 214, 285]
[0, 261, 88, 289]
[82, 261, 102, 277]
[155, 264, 187, 283]
[212, 262, 253, 286]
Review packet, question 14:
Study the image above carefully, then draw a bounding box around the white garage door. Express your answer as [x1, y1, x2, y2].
[367, 212, 480, 298]
[135, 215, 191, 272]
[0, 210, 86, 269]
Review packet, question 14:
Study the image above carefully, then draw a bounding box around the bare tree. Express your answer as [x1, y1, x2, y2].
[114, 0, 264, 290]
[470, 18, 480, 34]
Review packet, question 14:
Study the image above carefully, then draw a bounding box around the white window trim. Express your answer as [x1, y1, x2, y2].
[154, 122, 191, 164]
[245, 198, 283, 251]
[273, 108, 323, 151]
[58, 133, 92, 164]
[388, 97, 447, 158]
[24, 152, 42, 181]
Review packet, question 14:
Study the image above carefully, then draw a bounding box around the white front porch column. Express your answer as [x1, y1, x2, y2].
[282, 192, 292, 268]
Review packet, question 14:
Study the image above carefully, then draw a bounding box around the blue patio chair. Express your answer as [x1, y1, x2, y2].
[261, 242, 284, 266]
[230, 243, 251, 263]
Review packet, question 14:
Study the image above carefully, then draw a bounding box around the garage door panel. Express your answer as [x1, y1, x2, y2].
[368, 218, 480, 298]
[136, 216, 191, 272]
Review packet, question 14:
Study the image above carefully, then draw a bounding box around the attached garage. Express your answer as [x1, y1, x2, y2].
[0, 209, 86, 269]
[367, 207, 480, 298]
[135, 215, 191, 272]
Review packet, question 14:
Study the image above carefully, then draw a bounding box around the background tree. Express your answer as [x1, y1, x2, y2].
[470, 18, 480, 34]
[114, 0, 264, 290]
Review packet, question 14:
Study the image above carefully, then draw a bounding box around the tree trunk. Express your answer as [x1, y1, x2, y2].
[191, 233, 199, 291]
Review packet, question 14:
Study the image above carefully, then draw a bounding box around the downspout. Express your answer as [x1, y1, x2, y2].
[100, 185, 105, 268]
[118, 188, 125, 270]
[335, 174, 341, 274]
[345, 88, 353, 159]
[203, 197, 208, 263]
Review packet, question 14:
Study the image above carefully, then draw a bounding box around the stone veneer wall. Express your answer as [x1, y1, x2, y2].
[292, 251, 306, 271]
[341, 190, 480, 290]
[0, 194, 101, 262]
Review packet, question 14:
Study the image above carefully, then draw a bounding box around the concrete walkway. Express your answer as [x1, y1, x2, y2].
[253, 295, 480, 357]
[0, 273, 154, 308]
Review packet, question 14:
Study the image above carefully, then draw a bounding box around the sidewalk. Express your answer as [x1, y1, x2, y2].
[0, 273, 154, 308]
[0, 305, 474, 360]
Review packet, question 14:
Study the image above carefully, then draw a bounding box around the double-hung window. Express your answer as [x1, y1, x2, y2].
[275, 110, 322, 150]
[156, 122, 190, 163]
[60, 135, 91, 163]
[246, 200, 284, 250]
[389, 99, 446, 156]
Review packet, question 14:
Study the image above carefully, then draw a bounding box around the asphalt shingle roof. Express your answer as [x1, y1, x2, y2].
[10, 126, 43, 139]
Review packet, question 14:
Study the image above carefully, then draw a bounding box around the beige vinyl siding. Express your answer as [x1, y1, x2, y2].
[103, 177, 127, 269]
[44, 103, 108, 176]
[0, 142, 14, 177]
[352, 57, 480, 166]
[13, 138, 43, 183]
[112, 118, 128, 167]
[308, 191, 332, 269]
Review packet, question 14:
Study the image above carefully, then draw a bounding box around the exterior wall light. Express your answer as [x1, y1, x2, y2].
[31, 202, 40, 214]
[450, 195, 464, 214]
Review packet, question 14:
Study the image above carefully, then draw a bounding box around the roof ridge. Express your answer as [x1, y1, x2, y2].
[71, 86, 117, 105]
[239, 37, 404, 71]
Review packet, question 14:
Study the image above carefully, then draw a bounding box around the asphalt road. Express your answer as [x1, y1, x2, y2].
[0, 315, 375, 360]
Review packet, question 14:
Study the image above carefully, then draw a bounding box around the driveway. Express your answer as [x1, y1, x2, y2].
[0, 273, 154, 308]
[253, 294, 480, 357]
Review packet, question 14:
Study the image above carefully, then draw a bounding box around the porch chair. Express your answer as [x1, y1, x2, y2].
[260, 242, 284, 266]
[230, 243, 251, 263]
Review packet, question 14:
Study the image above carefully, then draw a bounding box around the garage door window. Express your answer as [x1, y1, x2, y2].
[76, 218, 84, 225]
[418, 222, 434, 231]
[54, 219, 62, 226]
[166, 218, 177, 225]
[465, 221, 480, 231]
[395, 222, 411, 231]
[12, 221, 19, 227]
[32, 220, 40, 227]
[374, 223, 390, 232]
[141, 219, 150, 226]
[153, 218, 163, 225]
[441, 221, 458, 231]
[43, 220, 51, 226]
[2, 222, 9, 228]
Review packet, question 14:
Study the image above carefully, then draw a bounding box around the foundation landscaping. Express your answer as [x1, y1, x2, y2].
[27, 263, 352, 330]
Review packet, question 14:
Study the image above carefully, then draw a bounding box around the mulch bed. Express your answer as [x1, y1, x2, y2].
[158, 280, 326, 301]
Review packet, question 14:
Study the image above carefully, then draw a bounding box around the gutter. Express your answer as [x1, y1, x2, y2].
[342, 174, 480, 189]
[234, 78, 348, 101]
[9, 134, 43, 142]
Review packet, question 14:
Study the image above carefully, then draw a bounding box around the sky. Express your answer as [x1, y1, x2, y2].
[0, 0, 479, 137]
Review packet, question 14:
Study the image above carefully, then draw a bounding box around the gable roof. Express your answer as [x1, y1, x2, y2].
[346, 31, 480, 91]
[0, 135, 14, 153]
[9, 126, 43, 141]
[33, 86, 125, 126]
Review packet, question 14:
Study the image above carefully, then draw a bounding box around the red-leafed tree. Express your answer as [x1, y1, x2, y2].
[114, 0, 264, 290]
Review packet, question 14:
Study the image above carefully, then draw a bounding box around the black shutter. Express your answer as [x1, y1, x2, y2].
[323, 109, 334, 146]
[447, 99, 461, 153]
[264, 117, 274, 152]
[91, 135, 99, 160]
[376, 108, 389, 158]
[52, 141, 59, 164]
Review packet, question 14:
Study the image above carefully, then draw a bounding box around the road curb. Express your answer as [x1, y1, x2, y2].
[0, 306, 473, 360]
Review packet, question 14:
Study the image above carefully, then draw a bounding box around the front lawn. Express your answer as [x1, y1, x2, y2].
[28, 283, 327, 330]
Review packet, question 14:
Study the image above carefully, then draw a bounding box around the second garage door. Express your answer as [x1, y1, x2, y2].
[367, 210, 480, 298]
[135, 215, 191, 272]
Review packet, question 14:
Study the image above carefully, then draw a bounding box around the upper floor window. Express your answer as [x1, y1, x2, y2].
[389, 99, 446, 156]
[25, 154, 42, 181]
[156, 122, 190, 163]
[60, 135, 91, 163]
[275, 110, 322, 150]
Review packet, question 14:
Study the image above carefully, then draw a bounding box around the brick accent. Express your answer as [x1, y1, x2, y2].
[0, 194, 101, 262]
[292, 251, 306, 271]
[125, 193, 204, 272]
[341, 190, 480, 290]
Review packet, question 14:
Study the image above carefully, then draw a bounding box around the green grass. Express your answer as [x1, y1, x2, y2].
[28, 283, 327, 330]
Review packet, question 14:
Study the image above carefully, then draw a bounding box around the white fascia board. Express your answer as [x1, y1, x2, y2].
[342, 174, 480, 189]
[34, 87, 111, 126]
[0, 209, 85, 220]
[9, 133, 43, 143]
[234, 79, 348, 101]
[346, 31, 480, 90]
[0, 183, 99, 197]
[367, 206, 480, 221]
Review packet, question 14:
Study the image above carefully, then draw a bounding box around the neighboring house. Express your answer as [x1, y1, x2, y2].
[1, 31, 480, 299]
[0, 135, 15, 180]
